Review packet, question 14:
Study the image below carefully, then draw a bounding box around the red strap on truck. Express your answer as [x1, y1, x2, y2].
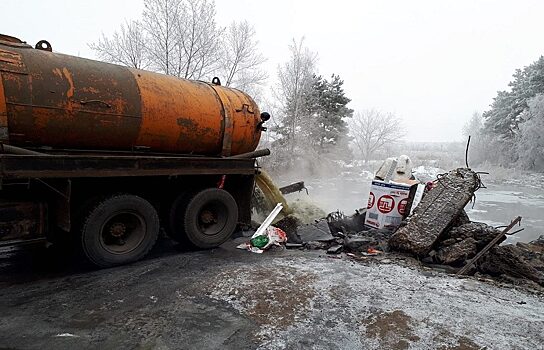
[217, 175, 226, 189]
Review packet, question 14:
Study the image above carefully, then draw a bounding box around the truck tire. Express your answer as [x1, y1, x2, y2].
[80, 194, 159, 267]
[183, 188, 238, 249]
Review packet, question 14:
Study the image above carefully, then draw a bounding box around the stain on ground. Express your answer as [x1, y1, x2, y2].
[433, 330, 480, 350]
[362, 310, 421, 349]
[207, 266, 316, 341]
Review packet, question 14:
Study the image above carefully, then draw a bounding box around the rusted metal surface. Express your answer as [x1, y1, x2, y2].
[0, 34, 25, 44]
[3, 47, 143, 150]
[0, 34, 263, 157]
[132, 69, 223, 154]
[0, 201, 46, 241]
[228, 89, 262, 155]
[0, 154, 256, 179]
[209, 84, 234, 156]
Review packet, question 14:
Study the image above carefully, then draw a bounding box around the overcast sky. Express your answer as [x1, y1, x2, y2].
[2, 0, 543, 142]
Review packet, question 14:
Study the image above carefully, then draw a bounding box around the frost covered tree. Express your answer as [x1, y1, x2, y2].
[143, 0, 221, 79]
[483, 56, 544, 139]
[268, 69, 354, 172]
[141, 0, 182, 75]
[89, 20, 149, 69]
[462, 112, 493, 166]
[480, 56, 544, 169]
[173, 0, 221, 79]
[90, 0, 266, 87]
[302, 74, 353, 156]
[516, 94, 544, 170]
[349, 110, 404, 164]
[90, 0, 222, 80]
[274, 38, 317, 157]
[220, 20, 267, 96]
[463, 111, 483, 138]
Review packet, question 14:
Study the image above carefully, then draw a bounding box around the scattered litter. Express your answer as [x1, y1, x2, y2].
[54, 333, 80, 338]
[346, 253, 368, 261]
[327, 210, 367, 234]
[362, 248, 383, 256]
[297, 219, 334, 242]
[327, 245, 343, 254]
[365, 179, 423, 230]
[237, 226, 287, 253]
[274, 215, 303, 243]
[344, 236, 377, 252]
[304, 241, 329, 250]
[251, 166, 542, 288]
[285, 243, 303, 249]
[375, 155, 414, 182]
[237, 203, 288, 253]
[254, 203, 283, 237]
[364, 155, 424, 231]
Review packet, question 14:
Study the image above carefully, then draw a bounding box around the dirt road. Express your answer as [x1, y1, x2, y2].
[1, 238, 543, 349]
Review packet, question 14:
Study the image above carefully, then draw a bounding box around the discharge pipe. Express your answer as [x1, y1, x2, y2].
[229, 148, 270, 159]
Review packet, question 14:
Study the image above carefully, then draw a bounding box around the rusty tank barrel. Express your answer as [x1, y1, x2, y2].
[0, 34, 265, 156]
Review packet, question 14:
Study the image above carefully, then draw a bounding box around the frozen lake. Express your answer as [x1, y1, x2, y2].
[466, 182, 544, 243]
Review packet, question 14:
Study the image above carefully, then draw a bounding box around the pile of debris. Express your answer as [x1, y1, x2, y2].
[275, 167, 544, 288]
[387, 167, 544, 286]
[250, 164, 544, 288]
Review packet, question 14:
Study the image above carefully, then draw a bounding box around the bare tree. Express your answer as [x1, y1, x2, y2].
[139, 0, 221, 79]
[142, 0, 182, 75]
[89, 20, 149, 69]
[90, 0, 258, 85]
[174, 0, 221, 79]
[220, 20, 267, 92]
[349, 110, 404, 164]
[276, 38, 317, 154]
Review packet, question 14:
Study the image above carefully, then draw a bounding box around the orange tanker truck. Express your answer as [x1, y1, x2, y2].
[0, 34, 270, 267]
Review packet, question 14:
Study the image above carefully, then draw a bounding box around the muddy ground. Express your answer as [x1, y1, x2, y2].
[1, 237, 543, 349]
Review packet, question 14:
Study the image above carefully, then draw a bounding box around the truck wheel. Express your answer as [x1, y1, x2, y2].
[80, 194, 159, 267]
[183, 188, 238, 249]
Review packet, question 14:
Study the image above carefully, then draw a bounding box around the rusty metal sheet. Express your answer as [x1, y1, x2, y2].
[0, 48, 27, 74]
[5, 48, 142, 149]
[209, 84, 234, 156]
[131, 69, 224, 155]
[212, 86, 261, 156]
